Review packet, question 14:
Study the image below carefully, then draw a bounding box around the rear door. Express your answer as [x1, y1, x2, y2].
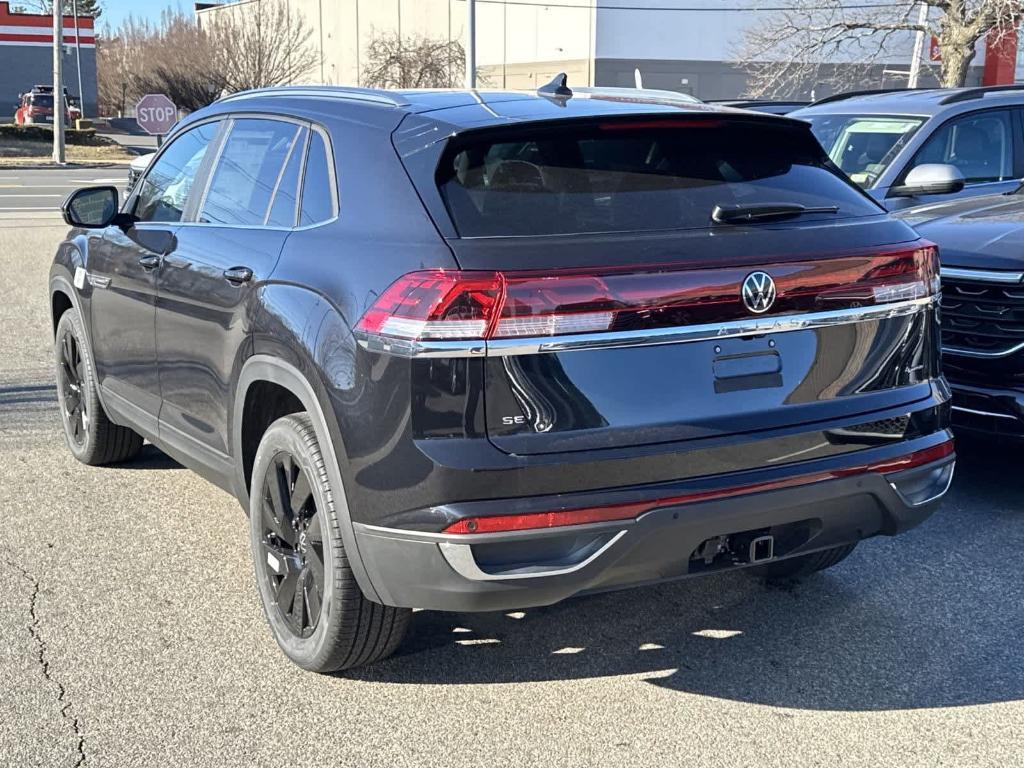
[155, 116, 315, 461]
[429, 116, 939, 455]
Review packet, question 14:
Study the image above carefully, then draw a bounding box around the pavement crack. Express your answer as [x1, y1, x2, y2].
[6, 558, 88, 767]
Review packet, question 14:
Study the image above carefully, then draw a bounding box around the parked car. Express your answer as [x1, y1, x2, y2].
[710, 99, 810, 115]
[14, 85, 72, 126]
[792, 85, 1024, 211]
[897, 189, 1024, 436]
[50, 79, 954, 673]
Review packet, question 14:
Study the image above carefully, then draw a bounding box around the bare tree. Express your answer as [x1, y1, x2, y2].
[738, 0, 1023, 98]
[97, 10, 221, 115]
[15, 0, 102, 17]
[362, 32, 468, 89]
[205, 0, 319, 92]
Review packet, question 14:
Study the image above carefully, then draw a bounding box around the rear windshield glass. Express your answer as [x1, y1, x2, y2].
[29, 94, 54, 108]
[437, 119, 880, 237]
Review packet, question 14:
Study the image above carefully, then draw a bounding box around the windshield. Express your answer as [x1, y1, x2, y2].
[29, 94, 54, 109]
[802, 114, 925, 189]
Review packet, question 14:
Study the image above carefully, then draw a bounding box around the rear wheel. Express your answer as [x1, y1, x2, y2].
[748, 543, 857, 581]
[54, 308, 144, 465]
[250, 413, 410, 673]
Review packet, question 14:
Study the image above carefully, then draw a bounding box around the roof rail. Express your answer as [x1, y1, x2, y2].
[938, 84, 1024, 105]
[217, 86, 411, 108]
[811, 87, 933, 106]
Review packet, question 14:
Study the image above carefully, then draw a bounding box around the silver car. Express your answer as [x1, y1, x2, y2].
[792, 85, 1024, 211]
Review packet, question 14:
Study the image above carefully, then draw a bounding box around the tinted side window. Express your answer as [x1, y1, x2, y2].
[908, 110, 1014, 184]
[266, 127, 308, 228]
[202, 118, 302, 226]
[299, 130, 336, 226]
[134, 122, 219, 223]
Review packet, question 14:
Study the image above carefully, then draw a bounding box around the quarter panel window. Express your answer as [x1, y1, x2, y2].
[202, 118, 302, 226]
[134, 122, 219, 224]
[299, 130, 337, 226]
[907, 110, 1014, 184]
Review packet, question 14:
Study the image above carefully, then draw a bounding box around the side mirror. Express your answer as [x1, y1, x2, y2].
[61, 186, 120, 228]
[888, 164, 966, 198]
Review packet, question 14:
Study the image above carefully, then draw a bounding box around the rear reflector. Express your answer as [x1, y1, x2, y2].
[441, 440, 954, 534]
[355, 241, 938, 343]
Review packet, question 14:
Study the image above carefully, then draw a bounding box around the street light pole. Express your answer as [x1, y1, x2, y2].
[53, 0, 65, 164]
[73, 0, 84, 120]
[908, 1, 929, 89]
[465, 0, 476, 89]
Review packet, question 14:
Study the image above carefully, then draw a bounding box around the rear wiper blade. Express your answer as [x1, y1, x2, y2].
[711, 202, 840, 224]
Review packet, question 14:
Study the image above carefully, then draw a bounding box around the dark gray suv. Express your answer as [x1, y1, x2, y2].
[50, 83, 953, 672]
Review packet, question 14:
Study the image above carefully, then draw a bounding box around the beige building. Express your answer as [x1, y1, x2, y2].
[198, 0, 979, 100]
[196, 0, 595, 91]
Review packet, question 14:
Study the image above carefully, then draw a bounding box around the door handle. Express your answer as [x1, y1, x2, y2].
[223, 266, 253, 285]
[138, 254, 161, 270]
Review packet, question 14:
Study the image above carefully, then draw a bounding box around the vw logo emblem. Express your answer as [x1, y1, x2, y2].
[742, 271, 777, 314]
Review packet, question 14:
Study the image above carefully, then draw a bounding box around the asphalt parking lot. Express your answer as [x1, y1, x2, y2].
[1, 169, 1022, 767]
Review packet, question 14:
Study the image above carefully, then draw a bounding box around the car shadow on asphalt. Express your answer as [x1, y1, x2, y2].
[117, 443, 185, 471]
[349, 436, 1024, 711]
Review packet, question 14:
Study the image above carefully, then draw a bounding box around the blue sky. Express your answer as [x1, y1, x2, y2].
[98, 0, 194, 30]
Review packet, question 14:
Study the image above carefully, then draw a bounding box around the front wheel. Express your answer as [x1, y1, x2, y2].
[747, 543, 858, 581]
[54, 308, 144, 465]
[249, 413, 410, 673]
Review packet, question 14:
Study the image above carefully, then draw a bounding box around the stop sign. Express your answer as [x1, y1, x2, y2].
[135, 94, 177, 136]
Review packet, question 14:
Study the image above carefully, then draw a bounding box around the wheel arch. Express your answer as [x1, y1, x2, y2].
[233, 355, 382, 603]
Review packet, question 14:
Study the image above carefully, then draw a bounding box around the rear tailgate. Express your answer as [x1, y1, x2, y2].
[393, 112, 939, 455]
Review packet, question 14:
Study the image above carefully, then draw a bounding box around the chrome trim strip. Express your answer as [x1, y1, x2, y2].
[952, 405, 1019, 420]
[943, 340, 1024, 359]
[355, 333, 486, 359]
[86, 274, 110, 289]
[488, 297, 934, 357]
[941, 267, 1024, 284]
[438, 531, 628, 582]
[357, 297, 935, 359]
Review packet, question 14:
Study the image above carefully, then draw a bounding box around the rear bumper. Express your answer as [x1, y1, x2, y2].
[354, 439, 954, 612]
[949, 382, 1024, 437]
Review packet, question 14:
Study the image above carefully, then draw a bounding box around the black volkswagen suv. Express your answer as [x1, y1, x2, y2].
[51, 82, 954, 673]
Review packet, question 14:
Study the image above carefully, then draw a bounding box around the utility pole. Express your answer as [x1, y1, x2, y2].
[53, 0, 65, 164]
[73, 0, 84, 119]
[908, 1, 929, 88]
[465, 0, 476, 89]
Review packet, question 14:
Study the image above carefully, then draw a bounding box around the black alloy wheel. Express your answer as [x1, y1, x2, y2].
[57, 329, 89, 447]
[260, 451, 326, 638]
[52, 308, 144, 465]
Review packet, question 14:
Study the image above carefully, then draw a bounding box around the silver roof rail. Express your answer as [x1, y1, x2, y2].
[217, 86, 411, 108]
[939, 84, 1024, 105]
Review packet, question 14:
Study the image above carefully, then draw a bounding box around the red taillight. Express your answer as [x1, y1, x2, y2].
[356, 242, 939, 342]
[442, 440, 954, 534]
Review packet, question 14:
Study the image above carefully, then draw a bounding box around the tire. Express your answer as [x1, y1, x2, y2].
[54, 308, 144, 466]
[748, 542, 858, 581]
[249, 413, 410, 673]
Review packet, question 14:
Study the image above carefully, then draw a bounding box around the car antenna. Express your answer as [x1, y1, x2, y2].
[537, 73, 573, 100]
